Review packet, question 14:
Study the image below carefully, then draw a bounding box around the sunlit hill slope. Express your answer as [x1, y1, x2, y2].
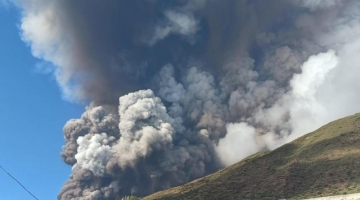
[143, 113, 360, 200]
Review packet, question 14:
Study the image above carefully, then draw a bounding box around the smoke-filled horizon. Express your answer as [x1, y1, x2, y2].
[14, 0, 360, 199]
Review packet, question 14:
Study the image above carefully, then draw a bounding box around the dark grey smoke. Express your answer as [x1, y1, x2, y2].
[16, 0, 360, 199]
[19, 0, 302, 106]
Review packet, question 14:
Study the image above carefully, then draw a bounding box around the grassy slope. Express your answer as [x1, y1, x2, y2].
[143, 113, 360, 200]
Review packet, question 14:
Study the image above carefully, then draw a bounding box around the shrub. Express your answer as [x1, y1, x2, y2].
[122, 196, 141, 200]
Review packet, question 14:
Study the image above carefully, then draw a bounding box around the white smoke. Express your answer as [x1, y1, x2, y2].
[19, 0, 78, 100]
[215, 123, 258, 166]
[296, 0, 341, 10]
[73, 89, 178, 174]
[216, 1, 360, 167]
[149, 10, 199, 46]
[112, 89, 175, 168]
[287, 50, 339, 140]
[216, 48, 359, 166]
[75, 133, 115, 177]
[61, 106, 119, 165]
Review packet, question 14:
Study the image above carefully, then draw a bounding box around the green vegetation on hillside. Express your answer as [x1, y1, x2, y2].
[143, 113, 360, 200]
[116, 195, 141, 200]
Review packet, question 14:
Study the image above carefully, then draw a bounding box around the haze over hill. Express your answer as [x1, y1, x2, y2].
[10, 0, 360, 199]
[144, 113, 360, 200]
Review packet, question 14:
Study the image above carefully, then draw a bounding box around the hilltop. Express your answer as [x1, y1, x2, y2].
[143, 113, 360, 200]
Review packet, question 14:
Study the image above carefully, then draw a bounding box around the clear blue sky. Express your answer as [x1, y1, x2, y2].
[0, 4, 84, 200]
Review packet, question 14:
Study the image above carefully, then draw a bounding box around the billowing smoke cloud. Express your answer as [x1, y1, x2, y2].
[215, 122, 258, 166]
[14, 0, 360, 198]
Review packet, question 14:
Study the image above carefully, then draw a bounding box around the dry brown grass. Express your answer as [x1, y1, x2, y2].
[143, 113, 360, 200]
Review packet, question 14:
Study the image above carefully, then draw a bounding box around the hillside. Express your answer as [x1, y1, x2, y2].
[143, 113, 360, 200]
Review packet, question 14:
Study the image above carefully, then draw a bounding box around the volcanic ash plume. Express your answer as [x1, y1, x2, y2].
[16, 0, 360, 199]
[59, 89, 217, 198]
